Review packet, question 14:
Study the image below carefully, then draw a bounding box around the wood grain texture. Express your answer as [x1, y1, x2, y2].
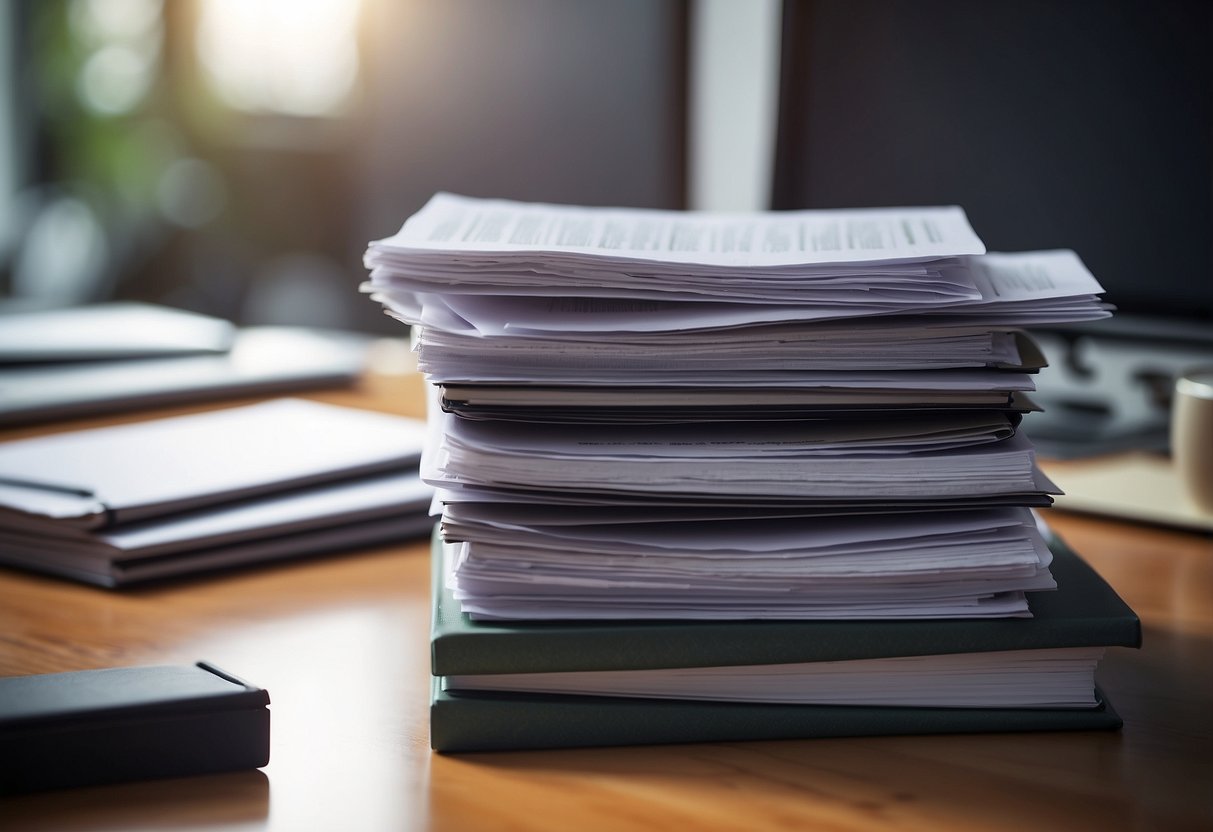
[1, 362, 1211, 831]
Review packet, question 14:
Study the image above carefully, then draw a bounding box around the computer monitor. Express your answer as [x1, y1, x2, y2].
[771, 0, 1213, 454]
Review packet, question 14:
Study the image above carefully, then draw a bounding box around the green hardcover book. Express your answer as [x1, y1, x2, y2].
[430, 530, 1140, 752]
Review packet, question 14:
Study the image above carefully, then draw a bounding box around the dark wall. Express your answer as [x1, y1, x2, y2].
[355, 0, 687, 245]
[773, 0, 1212, 324]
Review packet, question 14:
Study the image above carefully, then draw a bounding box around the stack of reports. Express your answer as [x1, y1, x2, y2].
[363, 193, 1139, 751]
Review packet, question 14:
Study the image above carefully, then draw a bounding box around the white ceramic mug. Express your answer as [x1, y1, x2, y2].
[1172, 369, 1213, 515]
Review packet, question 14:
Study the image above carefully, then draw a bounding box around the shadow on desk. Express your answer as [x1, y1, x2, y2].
[0, 769, 268, 831]
[430, 732, 1141, 830]
[1100, 624, 1213, 747]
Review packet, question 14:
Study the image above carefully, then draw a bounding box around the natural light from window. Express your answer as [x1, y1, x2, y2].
[195, 0, 361, 117]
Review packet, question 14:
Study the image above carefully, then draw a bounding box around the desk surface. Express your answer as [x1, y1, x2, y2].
[1, 366, 1211, 832]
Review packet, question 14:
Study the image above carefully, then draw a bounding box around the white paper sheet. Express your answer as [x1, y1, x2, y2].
[369, 192, 986, 268]
[446, 647, 1105, 708]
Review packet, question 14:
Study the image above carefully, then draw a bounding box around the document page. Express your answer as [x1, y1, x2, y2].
[373, 192, 986, 267]
[969, 250, 1105, 303]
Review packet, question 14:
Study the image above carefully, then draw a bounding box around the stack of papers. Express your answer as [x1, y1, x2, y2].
[361, 194, 1139, 749]
[441, 506, 1054, 620]
[364, 194, 1110, 622]
[0, 399, 434, 586]
[431, 412, 1044, 499]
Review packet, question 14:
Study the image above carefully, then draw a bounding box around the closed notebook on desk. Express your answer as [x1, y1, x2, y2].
[0, 471, 435, 587]
[0, 325, 371, 427]
[429, 532, 1139, 752]
[0, 400, 434, 586]
[0, 398, 428, 529]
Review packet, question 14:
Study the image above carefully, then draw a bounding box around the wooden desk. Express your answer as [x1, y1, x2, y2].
[1, 369, 1211, 832]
